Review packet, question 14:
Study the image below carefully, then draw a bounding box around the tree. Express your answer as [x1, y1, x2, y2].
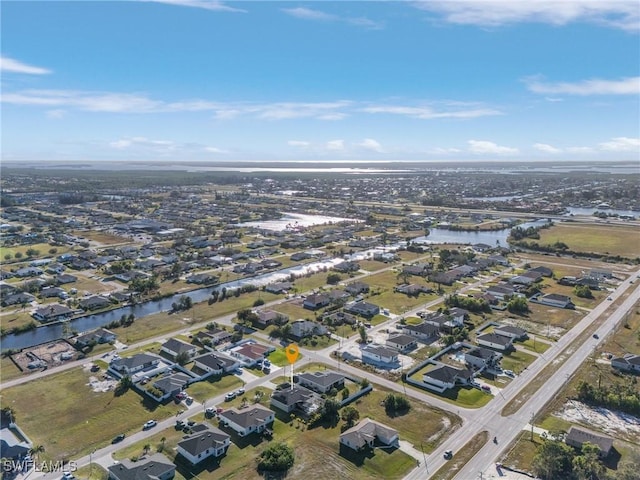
[14, 252, 23, 259]
[573, 443, 605, 480]
[115, 375, 133, 396]
[327, 273, 342, 285]
[531, 439, 575, 480]
[358, 325, 367, 344]
[341, 406, 360, 428]
[574, 285, 594, 299]
[383, 393, 411, 415]
[341, 387, 351, 401]
[508, 296, 529, 314]
[175, 352, 190, 366]
[258, 442, 295, 472]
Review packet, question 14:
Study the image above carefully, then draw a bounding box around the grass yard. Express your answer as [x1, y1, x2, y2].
[67, 273, 114, 294]
[187, 375, 244, 403]
[536, 223, 640, 258]
[1, 243, 73, 262]
[1, 367, 182, 460]
[361, 270, 441, 315]
[430, 430, 489, 480]
[408, 368, 492, 408]
[0, 311, 38, 337]
[269, 347, 305, 366]
[500, 350, 538, 376]
[293, 271, 334, 293]
[0, 355, 24, 381]
[272, 300, 314, 322]
[499, 431, 543, 473]
[73, 464, 109, 480]
[517, 338, 552, 354]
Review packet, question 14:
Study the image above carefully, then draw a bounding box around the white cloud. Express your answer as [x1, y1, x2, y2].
[326, 140, 345, 151]
[257, 101, 352, 120]
[361, 104, 502, 119]
[413, 1, 640, 31]
[282, 6, 383, 29]
[46, 109, 66, 119]
[204, 146, 228, 154]
[468, 140, 519, 155]
[533, 143, 562, 153]
[598, 136, 640, 151]
[109, 136, 175, 151]
[282, 7, 335, 21]
[431, 147, 462, 154]
[1, 56, 51, 75]
[525, 76, 640, 95]
[357, 138, 384, 153]
[288, 140, 311, 147]
[146, 0, 245, 13]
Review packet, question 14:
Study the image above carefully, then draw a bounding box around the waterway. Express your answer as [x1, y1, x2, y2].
[236, 212, 360, 231]
[2, 257, 346, 350]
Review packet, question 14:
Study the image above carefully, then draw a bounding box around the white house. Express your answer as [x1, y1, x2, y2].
[193, 352, 239, 376]
[493, 325, 527, 340]
[402, 322, 439, 342]
[161, 338, 198, 360]
[109, 353, 161, 376]
[218, 404, 275, 437]
[228, 342, 274, 367]
[361, 345, 399, 365]
[297, 370, 345, 394]
[476, 333, 514, 351]
[290, 319, 328, 339]
[340, 419, 399, 451]
[465, 347, 502, 370]
[422, 365, 473, 393]
[108, 453, 175, 480]
[176, 424, 230, 465]
[611, 353, 640, 373]
[385, 334, 417, 353]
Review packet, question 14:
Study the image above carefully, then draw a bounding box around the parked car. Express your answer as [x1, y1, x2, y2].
[236, 387, 245, 396]
[504, 370, 515, 378]
[143, 420, 157, 430]
[224, 392, 236, 401]
[185, 396, 193, 404]
[112, 433, 125, 444]
[62, 473, 75, 480]
[481, 385, 491, 392]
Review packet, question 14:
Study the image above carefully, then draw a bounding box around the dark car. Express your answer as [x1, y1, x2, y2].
[112, 433, 125, 444]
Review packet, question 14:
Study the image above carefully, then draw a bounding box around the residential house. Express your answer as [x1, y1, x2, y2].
[303, 293, 331, 310]
[75, 328, 116, 348]
[152, 373, 192, 400]
[176, 424, 230, 465]
[590, 269, 613, 280]
[79, 296, 111, 311]
[345, 282, 370, 296]
[361, 345, 399, 365]
[422, 365, 473, 393]
[485, 284, 517, 301]
[386, 334, 417, 353]
[493, 325, 528, 340]
[465, 347, 502, 370]
[401, 322, 439, 343]
[109, 353, 160, 376]
[611, 353, 640, 373]
[40, 287, 66, 299]
[529, 266, 553, 277]
[565, 426, 613, 458]
[161, 338, 198, 360]
[32, 304, 74, 323]
[218, 404, 275, 437]
[186, 273, 219, 285]
[476, 333, 514, 351]
[290, 319, 328, 339]
[326, 289, 350, 303]
[15, 267, 43, 278]
[333, 261, 360, 273]
[402, 263, 430, 277]
[340, 419, 399, 452]
[270, 385, 322, 415]
[195, 328, 231, 346]
[3, 292, 35, 307]
[264, 281, 293, 294]
[55, 273, 77, 284]
[394, 284, 432, 296]
[254, 309, 288, 328]
[536, 293, 574, 309]
[344, 301, 380, 318]
[228, 342, 274, 367]
[108, 453, 175, 480]
[193, 352, 239, 375]
[297, 370, 345, 394]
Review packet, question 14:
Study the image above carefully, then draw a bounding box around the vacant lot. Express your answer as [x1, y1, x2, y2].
[72, 230, 131, 245]
[1, 367, 181, 460]
[536, 223, 640, 258]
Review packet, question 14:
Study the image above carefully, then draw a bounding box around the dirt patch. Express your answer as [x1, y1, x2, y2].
[11, 340, 77, 371]
[554, 400, 640, 443]
[86, 374, 118, 393]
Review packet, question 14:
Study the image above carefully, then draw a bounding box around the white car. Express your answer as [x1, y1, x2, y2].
[143, 420, 157, 429]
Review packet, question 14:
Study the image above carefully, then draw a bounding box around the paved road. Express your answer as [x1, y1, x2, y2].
[398, 269, 640, 480]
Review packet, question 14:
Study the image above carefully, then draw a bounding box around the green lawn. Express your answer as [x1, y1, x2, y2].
[408, 369, 492, 408]
[536, 223, 640, 257]
[518, 338, 552, 354]
[269, 347, 305, 367]
[501, 350, 538, 375]
[187, 375, 244, 403]
[1, 367, 182, 461]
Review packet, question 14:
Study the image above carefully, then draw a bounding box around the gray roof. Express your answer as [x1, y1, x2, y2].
[113, 353, 159, 371]
[466, 346, 499, 360]
[194, 353, 236, 371]
[162, 337, 196, 354]
[108, 453, 175, 480]
[387, 334, 416, 347]
[297, 371, 344, 388]
[477, 333, 513, 346]
[177, 424, 229, 456]
[566, 426, 613, 455]
[153, 373, 191, 393]
[271, 385, 316, 407]
[494, 325, 527, 336]
[340, 418, 398, 449]
[362, 345, 398, 358]
[219, 404, 273, 429]
[424, 365, 472, 383]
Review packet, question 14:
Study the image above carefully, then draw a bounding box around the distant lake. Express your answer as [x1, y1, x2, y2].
[237, 212, 360, 231]
[414, 219, 551, 246]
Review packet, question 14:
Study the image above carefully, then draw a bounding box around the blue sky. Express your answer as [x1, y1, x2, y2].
[2, 0, 639, 162]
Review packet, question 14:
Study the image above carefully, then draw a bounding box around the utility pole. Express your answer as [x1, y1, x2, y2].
[530, 411, 535, 441]
[420, 442, 428, 473]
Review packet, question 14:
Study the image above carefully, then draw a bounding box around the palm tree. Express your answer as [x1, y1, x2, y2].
[29, 445, 45, 461]
[143, 443, 150, 455]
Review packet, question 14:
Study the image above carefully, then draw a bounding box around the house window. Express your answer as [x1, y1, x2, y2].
[198, 454, 202, 458]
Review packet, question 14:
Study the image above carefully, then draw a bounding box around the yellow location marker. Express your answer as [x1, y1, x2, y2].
[285, 344, 300, 364]
[285, 344, 299, 389]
